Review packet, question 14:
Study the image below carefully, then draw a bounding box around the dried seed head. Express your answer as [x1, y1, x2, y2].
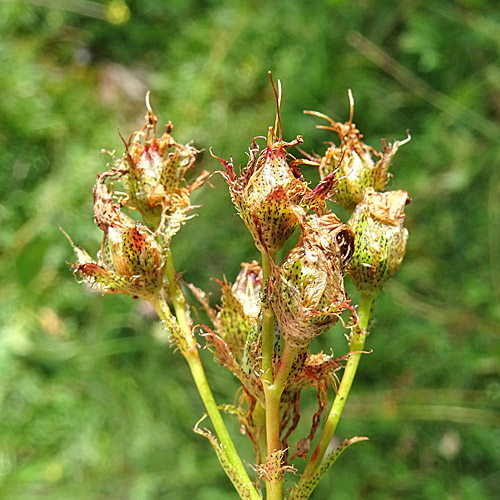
[347, 188, 410, 295]
[66, 224, 163, 301]
[65, 174, 164, 301]
[306, 91, 410, 213]
[216, 76, 339, 254]
[216, 129, 309, 254]
[201, 262, 267, 405]
[111, 93, 209, 236]
[268, 210, 354, 348]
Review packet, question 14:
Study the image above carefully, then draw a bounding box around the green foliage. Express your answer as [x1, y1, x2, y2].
[1, 0, 499, 498]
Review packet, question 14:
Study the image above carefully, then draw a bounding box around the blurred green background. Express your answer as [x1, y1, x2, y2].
[1, 0, 499, 499]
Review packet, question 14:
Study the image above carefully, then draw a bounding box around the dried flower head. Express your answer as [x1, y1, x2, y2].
[109, 93, 209, 237]
[216, 261, 263, 360]
[64, 172, 164, 301]
[305, 90, 410, 213]
[347, 187, 410, 295]
[188, 262, 266, 401]
[268, 209, 354, 348]
[216, 75, 339, 254]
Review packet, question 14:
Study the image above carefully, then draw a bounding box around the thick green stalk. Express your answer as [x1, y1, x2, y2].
[252, 403, 268, 466]
[263, 385, 283, 500]
[154, 249, 260, 500]
[273, 341, 301, 391]
[260, 251, 283, 500]
[298, 293, 375, 492]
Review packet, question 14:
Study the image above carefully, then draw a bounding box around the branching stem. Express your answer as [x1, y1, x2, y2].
[153, 249, 261, 500]
[260, 250, 283, 500]
[298, 293, 376, 495]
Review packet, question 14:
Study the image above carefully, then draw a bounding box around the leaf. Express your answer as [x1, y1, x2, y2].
[194, 419, 261, 500]
[288, 436, 368, 500]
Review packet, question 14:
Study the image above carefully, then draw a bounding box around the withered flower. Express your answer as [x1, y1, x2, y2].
[347, 188, 410, 295]
[201, 262, 266, 405]
[216, 261, 263, 360]
[281, 350, 353, 460]
[216, 76, 339, 254]
[111, 93, 209, 236]
[268, 209, 354, 348]
[65, 172, 164, 301]
[306, 90, 410, 213]
[216, 128, 307, 254]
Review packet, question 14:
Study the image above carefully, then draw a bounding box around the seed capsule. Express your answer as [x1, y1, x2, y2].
[347, 188, 410, 295]
[110, 93, 209, 236]
[217, 76, 340, 254]
[268, 210, 354, 348]
[217, 261, 263, 360]
[65, 174, 164, 301]
[306, 90, 410, 213]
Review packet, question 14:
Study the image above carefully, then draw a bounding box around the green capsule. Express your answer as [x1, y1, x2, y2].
[347, 188, 410, 295]
[306, 91, 410, 213]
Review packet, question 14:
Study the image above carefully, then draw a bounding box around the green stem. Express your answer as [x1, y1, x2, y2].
[273, 341, 301, 391]
[260, 251, 283, 500]
[299, 293, 375, 490]
[260, 252, 275, 384]
[261, 344, 302, 500]
[154, 249, 260, 500]
[252, 402, 268, 466]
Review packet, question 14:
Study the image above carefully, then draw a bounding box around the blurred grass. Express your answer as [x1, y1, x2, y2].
[0, 0, 499, 499]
